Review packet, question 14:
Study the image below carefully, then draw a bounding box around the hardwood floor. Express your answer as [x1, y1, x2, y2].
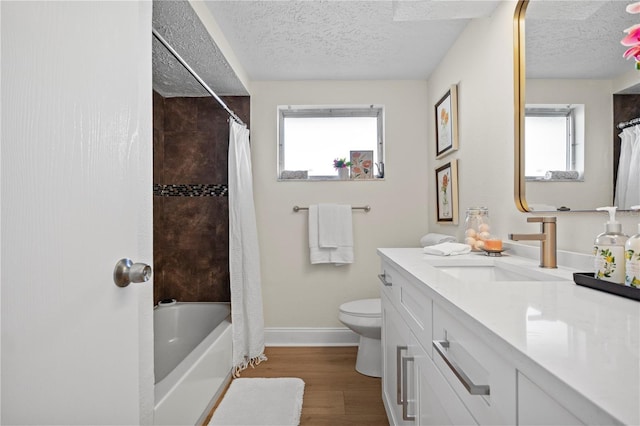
[205, 346, 389, 426]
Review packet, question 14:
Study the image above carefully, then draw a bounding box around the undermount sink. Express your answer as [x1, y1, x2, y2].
[434, 263, 561, 282]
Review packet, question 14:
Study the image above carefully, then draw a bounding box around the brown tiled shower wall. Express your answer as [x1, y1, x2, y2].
[153, 91, 250, 304]
[613, 94, 640, 192]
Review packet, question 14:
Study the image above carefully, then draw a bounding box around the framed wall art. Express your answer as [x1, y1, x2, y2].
[435, 160, 459, 224]
[435, 84, 459, 159]
[350, 150, 373, 179]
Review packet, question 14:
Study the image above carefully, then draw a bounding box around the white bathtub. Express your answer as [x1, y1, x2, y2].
[154, 302, 232, 426]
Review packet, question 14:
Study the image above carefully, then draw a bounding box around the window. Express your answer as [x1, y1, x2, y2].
[524, 105, 584, 180]
[277, 105, 384, 180]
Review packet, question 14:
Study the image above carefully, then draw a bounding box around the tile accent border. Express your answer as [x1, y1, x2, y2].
[153, 184, 228, 197]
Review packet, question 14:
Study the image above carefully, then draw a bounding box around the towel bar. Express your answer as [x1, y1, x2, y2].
[293, 205, 371, 212]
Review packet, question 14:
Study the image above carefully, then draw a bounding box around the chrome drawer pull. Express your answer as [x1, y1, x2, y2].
[378, 272, 392, 286]
[396, 346, 407, 404]
[402, 356, 416, 421]
[433, 339, 490, 396]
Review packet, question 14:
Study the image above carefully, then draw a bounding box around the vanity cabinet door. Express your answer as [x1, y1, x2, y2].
[382, 290, 477, 426]
[517, 372, 584, 425]
[381, 292, 416, 425]
[432, 304, 516, 425]
[415, 344, 478, 425]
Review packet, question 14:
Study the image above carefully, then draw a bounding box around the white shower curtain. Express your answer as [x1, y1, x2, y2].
[228, 119, 267, 375]
[614, 125, 640, 209]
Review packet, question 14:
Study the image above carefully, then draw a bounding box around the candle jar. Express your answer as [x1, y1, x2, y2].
[464, 207, 491, 251]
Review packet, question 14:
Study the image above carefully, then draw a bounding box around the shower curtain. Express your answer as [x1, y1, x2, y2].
[228, 119, 267, 375]
[614, 125, 640, 209]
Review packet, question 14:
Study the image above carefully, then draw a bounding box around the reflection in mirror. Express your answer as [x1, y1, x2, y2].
[516, 0, 640, 212]
[525, 104, 584, 181]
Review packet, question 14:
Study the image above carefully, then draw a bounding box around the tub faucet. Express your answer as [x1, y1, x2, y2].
[508, 217, 557, 268]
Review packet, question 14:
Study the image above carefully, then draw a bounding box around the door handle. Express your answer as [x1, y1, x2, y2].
[113, 258, 152, 287]
[396, 345, 407, 404]
[433, 339, 490, 396]
[401, 355, 416, 421]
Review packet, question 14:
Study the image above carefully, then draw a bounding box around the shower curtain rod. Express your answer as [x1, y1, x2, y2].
[152, 28, 246, 127]
[617, 117, 640, 130]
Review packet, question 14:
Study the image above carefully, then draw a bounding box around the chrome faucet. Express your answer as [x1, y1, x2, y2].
[508, 217, 557, 268]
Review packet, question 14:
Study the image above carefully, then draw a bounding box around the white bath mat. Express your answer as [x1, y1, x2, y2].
[209, 377, 305, 426]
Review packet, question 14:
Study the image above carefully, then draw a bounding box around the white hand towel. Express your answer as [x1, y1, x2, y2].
[423, 242, 471, 256]
[419, 233, 457, 247]
[309, 204, 354, 265]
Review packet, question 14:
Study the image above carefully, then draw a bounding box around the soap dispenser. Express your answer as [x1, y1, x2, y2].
[594, 206, 628, 284]
[624, 205, 640, 288]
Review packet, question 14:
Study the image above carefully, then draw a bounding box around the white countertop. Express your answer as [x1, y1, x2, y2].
[377, 247, 640, 426]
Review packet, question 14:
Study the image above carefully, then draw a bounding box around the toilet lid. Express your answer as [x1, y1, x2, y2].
[339, 298, 381, 317]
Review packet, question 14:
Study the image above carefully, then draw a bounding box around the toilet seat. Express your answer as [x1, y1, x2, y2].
[339, 298, 381, 318]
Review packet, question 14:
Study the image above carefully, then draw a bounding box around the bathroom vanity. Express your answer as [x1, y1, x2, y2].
[378, 247, 639, 425]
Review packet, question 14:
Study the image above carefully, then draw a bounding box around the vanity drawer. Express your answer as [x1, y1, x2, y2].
[380, 260, 433, 356]
[432, 304, 516, 425]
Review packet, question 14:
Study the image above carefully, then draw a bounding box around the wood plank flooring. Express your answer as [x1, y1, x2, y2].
[204, 346, 389, 426]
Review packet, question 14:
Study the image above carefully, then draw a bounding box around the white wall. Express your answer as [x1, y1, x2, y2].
[251, 81, 429, 327]
[525, 79, 613, 210]
[427, 0, 640, 255]
[248, 2, 640, 330]
[427, 1, 519, 243]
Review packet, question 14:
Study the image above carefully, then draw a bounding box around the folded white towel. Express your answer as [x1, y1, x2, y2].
[423, 242, 471, 256]
[544, 170, 579, 180]
[309, 204, 354, 265]
[419, 233, 457, 247]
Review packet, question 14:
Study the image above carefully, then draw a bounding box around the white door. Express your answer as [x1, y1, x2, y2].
[1, 1, 154, 424]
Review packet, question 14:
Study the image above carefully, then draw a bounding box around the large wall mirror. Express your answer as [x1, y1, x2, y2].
[515, 0, 640, 212]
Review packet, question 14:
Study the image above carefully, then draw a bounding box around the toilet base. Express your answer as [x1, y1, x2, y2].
[355, 335, 382, 378]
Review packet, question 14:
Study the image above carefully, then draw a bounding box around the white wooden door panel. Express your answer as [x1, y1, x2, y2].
[1, 1, 153, 424]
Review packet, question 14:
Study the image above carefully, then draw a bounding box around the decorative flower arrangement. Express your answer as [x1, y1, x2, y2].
[621, 2, 640, 69]
[333, 158, 352, 169]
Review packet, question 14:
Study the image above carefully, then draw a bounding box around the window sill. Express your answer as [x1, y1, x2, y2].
[526, 177, 584, 183]
[278, 176, 385, 182]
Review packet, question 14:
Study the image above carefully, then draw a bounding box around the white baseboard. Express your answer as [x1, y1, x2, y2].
[264, 327, 359, 347]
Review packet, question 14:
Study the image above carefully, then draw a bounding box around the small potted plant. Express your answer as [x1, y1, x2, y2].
[333, 158, 352, 180]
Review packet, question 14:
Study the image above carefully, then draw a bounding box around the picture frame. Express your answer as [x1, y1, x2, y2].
[435, 160, 459, 224]
[435, 84, 459, 159]
[350, 150, 374, 179]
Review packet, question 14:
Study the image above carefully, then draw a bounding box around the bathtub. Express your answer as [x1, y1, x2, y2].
[154, 302, 232, 426]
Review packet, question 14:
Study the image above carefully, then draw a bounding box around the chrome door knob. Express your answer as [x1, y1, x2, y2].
[113, 258, 152, 287]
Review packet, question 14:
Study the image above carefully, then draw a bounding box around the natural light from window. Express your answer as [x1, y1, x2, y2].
[278, 106, 384, 180]
[525, 115, 568, 177]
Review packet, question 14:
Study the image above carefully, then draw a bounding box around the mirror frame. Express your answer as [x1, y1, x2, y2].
[514, 0, 529, 212]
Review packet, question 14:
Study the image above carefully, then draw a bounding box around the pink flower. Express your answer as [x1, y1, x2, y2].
[627, 2, 640, 13]
[621, 24, 640, 46]
[624, 44, 640, 61]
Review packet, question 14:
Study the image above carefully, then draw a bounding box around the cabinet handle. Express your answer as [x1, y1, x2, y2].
[378, 272, 392, 286]
[401, 356, 416, 421]
[396, 346, 407, 404]
[433, 339, 490, 396]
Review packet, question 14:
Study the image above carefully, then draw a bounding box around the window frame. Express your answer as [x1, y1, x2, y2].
[277, 105, 385, 181]
[524, 105, 579, 181]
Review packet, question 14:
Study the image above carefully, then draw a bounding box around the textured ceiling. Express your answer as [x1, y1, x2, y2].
[152, 0, 640, 98]
[202, 0, 501, 81]
[152, 0, 248, 97]
[526, 0, 637, 81]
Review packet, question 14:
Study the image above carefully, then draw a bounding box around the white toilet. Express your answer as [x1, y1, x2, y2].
[338, 298, 382, 377]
